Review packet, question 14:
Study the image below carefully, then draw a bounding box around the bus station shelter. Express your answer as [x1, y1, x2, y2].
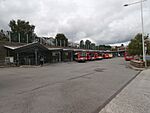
[62, 48, 74, 62]
[4, 42, 63, 65]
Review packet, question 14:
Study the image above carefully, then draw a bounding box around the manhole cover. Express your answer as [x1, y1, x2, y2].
[94, 68, 106, 72]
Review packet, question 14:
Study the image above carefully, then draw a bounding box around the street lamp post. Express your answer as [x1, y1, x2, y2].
[140, 0, 147, 67]
[124, 0, 147, 67]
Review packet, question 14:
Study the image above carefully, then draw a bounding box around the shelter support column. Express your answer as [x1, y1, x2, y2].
[71, 52, 73, 61]
[17, 53, 19, 66]
[35, 49, 38, 65]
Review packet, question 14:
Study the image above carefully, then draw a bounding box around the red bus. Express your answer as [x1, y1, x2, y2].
[102, 52, 113, 59]
[74, 52, 87, 62]
[86, 52, 97, 61]
[87, 52, 103, 60]
[108, 53, 113, 58]
[95, 52, 103, 60]
[124, 52, 134, 61]
[103, 53, 110, 59]
[86, 52, 92, 61]
[89, 52, 95, 60]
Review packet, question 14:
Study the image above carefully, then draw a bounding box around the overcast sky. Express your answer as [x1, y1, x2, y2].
[0, 0, 150, 45]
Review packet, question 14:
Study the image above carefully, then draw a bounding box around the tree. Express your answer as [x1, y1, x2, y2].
[99, 45, 111, 50]
[0, 29, 8, 41]
[105, 45, 111, 50]
[79, 40, 84, 49]
[55, 33, 68, 47]
[9, 19, 35, 43]
[95, 46, 99, 50]
[90, 43, 96, 50]
[128, 33, 142, 55]
[99, 45, 104, 50]
[85, 40, 91, 49]
[128, 33, 149, 55]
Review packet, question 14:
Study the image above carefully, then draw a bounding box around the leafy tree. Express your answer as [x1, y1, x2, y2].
[85, 40, 91, 49]
[99, 45, 105, 50]
[99, 45, 111, 50]
[128, 33, 149, 55]
[55, 33, 68, 47]
[79, 40, 84, 49]
[0, 29, 8, 41]
[9, 19, 36, 43]
[105, 45, 111, 50]
[128, 33, 142, 55]
[95, 46, 99, 50]
[90, 43, 96, 50]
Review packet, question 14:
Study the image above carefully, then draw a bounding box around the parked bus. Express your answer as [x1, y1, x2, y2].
[103, 53, 110, 59]
[86, 52, 103, 61]
[108, 53, 113, 58]
[89, 52, 95, 60]
[74, 52, 87, 62]
[102, 52, 113, 59]
[95, 52, 103, 60]
[86, 52, 92, 61]
[124, 52, 134, 61]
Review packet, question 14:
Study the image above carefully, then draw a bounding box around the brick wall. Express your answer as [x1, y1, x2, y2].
[130, 60, 145, 68]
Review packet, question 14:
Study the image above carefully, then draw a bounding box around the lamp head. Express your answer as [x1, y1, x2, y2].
[124, 4, 129, 6]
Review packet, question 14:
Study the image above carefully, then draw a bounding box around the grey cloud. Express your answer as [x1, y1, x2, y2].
[0, 0, 150, 44]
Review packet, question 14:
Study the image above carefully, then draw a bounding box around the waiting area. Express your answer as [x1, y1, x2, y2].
[4, 42, 74, 65]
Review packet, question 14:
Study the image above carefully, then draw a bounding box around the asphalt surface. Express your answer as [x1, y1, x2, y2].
[0, 58, 139, 113]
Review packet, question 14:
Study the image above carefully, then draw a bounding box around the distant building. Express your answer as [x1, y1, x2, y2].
[43, 37, 55, 46]
[38, 37, 55, 46]
[111, 45, 125, 51]
[68, 42, 79, 48]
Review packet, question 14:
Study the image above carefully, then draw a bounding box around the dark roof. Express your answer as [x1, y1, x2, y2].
[4, 42, 48, 52]
[4, 42, 64, 52]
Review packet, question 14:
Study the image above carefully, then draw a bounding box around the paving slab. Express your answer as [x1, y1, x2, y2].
[99, 69, 150, 113]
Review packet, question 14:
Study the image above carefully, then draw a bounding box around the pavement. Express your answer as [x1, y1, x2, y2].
[99, 68, 150, 113]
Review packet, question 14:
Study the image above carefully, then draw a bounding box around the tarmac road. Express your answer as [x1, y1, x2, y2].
[0, 58, 139, 113]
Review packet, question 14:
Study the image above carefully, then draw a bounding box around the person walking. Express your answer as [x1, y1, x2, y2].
[40, 57, 44, 66]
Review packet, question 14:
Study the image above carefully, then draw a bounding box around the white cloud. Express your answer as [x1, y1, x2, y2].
[0, 0, 150, 44]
